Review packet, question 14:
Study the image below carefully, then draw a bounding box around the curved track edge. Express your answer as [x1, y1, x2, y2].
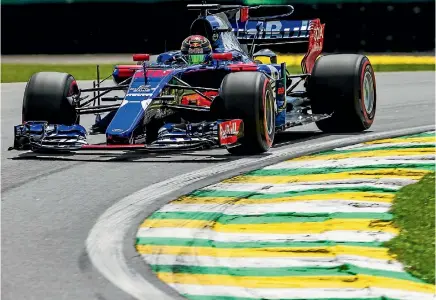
[86, 124, 435, 300]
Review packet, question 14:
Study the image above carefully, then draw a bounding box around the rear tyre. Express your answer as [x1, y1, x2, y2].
[220, 72, 275, 155]
[308, 54, 376, 132]
[22, 72, 80, 125]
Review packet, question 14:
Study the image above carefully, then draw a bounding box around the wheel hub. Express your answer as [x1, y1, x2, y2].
[363, 70, 375, 115]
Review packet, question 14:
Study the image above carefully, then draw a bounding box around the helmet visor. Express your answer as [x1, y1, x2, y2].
[188, 54, 206, 65]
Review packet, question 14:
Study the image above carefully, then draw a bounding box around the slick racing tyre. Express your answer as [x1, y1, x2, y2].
[308, 54, 376, 132]
[220, 71, 275, 155]
[22, 72, 80, 125]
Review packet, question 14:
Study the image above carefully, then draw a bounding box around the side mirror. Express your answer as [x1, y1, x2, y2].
[211, 53, 233, 61]
[133, 54, 150, 62]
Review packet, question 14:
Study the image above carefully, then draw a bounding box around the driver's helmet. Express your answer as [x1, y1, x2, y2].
[181, 35, 212, 65]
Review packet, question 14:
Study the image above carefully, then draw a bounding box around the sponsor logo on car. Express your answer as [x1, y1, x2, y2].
[218, 119, 243, 145]
[129, 85, 156, 93]
[234, 20, 310, 39]
[126, 93, 153, 97]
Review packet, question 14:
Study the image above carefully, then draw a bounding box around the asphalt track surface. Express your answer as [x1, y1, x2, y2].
[1, 71, 435, 300]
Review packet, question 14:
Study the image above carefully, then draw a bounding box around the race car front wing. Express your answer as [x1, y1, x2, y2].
[9, 119, 244, 152]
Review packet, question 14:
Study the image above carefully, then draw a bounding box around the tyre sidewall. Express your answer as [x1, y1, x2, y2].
[251, 76, 274, 151]
[259, 78, 275, 150]
[356, 58, 376, 128]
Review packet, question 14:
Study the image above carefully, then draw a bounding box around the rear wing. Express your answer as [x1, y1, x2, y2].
[227, 6, 319, 44]
[225, 5, 326, 73]
[187, 3, 325, 73]
[188, 4, 316, 44]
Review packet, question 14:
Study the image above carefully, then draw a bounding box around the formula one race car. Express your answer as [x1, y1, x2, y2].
[10, 3, 376, 155]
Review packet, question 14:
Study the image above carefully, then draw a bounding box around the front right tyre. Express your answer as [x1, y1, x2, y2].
[219, 71, 275, 155]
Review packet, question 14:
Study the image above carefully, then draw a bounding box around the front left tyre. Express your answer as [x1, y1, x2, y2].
[23, 72, 80, 125]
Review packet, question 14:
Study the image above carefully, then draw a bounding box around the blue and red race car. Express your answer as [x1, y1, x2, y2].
[10, 4, 377, 155]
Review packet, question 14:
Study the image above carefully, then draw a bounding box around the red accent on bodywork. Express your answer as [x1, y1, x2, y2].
[81, 144, 145, 150]
[240, 7, 249, 22]
[212, 52, 233, 60]
[132, 53, 150, 61]
[301, 19, 325, 74]
[134, 71, 145, 78]
[146, 70, 166, 77]
[219, 119, 243, 146]
[133, 69, 172, 78]
[227, 63, 258, 71]
[181, 91, 218, 107]
[116, 65, 142, 78]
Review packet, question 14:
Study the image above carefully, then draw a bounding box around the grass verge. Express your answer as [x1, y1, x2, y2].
[1, 63, 435, 83]
[385, 172, 435, 284]
[1, 63, 123, 83]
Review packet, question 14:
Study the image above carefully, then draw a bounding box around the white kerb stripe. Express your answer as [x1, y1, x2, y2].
[142, 254, 405, 272]
[203, 179, 415, 194]
[264, 156, 435, 170]
[137, 228, 397, 243]
[168, 285, 436, 300]
[158, 201, 392, 215]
